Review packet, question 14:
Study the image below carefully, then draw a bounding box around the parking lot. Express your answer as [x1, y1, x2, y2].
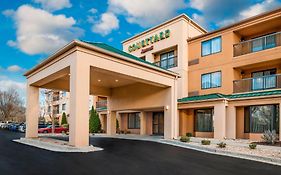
[0, 130, 281, 175]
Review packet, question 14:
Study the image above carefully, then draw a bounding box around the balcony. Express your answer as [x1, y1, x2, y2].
[52, 96, 60, 101]
[153, 56, 177, 69]
[233, 74, 281, 93]
[96, 100, 107, 111]
[233, 32, 281, 57]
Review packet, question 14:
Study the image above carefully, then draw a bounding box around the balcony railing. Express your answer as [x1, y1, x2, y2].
[233, 32, 281, 57]
[233, 74, 281, 93]
[96, 100, 107, 111]
[52, 96, 60, 101]
[153, 56, 177, 69]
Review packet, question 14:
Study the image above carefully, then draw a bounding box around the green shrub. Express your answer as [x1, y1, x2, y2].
[180, 136, 190, 142]
[61, 112, 67, 125]
[262, 130, 278, 145]
[217, 142, 226, 148]
[186, 133, 193, 137]
[89, 106, 101, 133]
[201, 139, 211, 145]
[249, 143, 257, 149]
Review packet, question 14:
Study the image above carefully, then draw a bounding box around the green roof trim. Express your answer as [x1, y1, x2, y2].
[80, 40, 176, 74]
[178, 90, 281, 103]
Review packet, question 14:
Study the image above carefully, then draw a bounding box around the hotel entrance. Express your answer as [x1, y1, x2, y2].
[152, 112, 164, 135]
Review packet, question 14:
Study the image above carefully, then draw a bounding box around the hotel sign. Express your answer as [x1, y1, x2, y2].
[128, 29, 171, 53]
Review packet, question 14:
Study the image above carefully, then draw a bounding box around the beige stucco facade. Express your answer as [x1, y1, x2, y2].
[25, 9, 281, 148]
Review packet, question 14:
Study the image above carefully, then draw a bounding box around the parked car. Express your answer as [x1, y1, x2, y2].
[18, 123, 26, 133]
[38, 125, 68, 133]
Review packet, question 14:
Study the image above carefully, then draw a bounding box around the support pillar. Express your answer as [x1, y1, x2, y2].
[226, 105, 236, 139]
[107, 111, 116, 135]
[279, 102, 281, 141]
[214, 101, 227, 139]
[69, 60, 90, 147]
[25, 84, 39, 138]
[140, 112, 147, 135]
[164, 79, 177, 139]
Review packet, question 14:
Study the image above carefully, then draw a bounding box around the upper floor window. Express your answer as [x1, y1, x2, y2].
[202, 36, 222, 56]
[157, 51, 177, 69]
[201, 71, 221, 89]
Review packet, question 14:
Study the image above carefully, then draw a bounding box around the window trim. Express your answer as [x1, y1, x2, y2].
[127, 113, 140, 129]
[201, 36, 222, 57]
[201, 71, 222, 90]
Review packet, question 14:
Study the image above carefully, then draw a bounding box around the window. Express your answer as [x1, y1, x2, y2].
[251, 33, 276, 52]
[201, 71, 221, 89]
[251, 69, 276, 91]
[201, 36, 222, 56]
[48, 106, 51, 113]
[244, 105, 279, 133]
[195, 109, 213, 132]
[62, 103, 66, 111]
[53, 105, 59, 114]
[61, 91, 66, 97]
[158, 51, 177, 69]
[128, 113, 140, 129]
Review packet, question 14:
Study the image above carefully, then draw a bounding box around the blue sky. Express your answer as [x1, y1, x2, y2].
[0, 0, 281, 100]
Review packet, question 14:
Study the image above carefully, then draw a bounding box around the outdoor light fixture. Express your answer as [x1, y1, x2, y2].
[115, 79, 119, 82]
[98, 79, 101, 82]
[165, 105, 169, 110]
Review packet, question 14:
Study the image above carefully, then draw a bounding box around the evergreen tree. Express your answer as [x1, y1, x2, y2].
[61, 112, 67, 125]
[89, 106, 101, 133]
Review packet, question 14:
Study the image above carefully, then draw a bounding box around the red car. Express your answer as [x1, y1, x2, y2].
[38, 125, 68, 133]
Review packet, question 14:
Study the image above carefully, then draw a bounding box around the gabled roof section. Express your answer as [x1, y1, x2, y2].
[122, 13, 207, 44]
[178, 90, 281, 103]
[24, 40, 178, 77]
[81, 40, 178, 73]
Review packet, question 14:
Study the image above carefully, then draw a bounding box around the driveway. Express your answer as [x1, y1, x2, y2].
[0, 130, 280, 175]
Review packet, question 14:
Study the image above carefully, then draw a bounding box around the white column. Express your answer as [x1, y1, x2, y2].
[214, 101, 227, 139]
[107, 111, 116, 135]
[164, 79, 177, 139]
[69, 60, 90, 147]
[25, 84, 39, 138]
[279, 102, 281, 141]
[226, 105, 236, 139]
[140, 111, 146, 135]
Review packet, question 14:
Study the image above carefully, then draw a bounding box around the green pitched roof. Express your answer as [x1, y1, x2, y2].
[178, 90, 281, 103]
[81, 40, 175, 73]
[178, 93, 227, 103]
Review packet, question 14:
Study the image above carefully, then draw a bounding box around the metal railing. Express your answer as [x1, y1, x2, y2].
[233, 32, 281, 57]
[52, 96, 60, 101]
[154, 56, 177, 69]
[96, 100, 107, 111]
[233, 74, 281, 93]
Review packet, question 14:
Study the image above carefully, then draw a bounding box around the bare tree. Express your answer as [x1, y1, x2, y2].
[0, 88, 25, 122]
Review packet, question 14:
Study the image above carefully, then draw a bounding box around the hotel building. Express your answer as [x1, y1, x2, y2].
[25, 8, 281, 147]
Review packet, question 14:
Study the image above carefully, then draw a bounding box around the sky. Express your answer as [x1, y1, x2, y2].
[0, 0, 281, 101]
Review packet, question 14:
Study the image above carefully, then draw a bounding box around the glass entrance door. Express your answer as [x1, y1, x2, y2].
[152, 112, 164, 135]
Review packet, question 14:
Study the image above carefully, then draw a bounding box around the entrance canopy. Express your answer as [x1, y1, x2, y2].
[24, 40, 179, 147]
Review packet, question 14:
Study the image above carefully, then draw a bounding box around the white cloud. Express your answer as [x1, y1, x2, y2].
[240, 0, 280, 19]
[189, 0, 281, 29]
[7, 40, 17, 47]
[7, 65, 25, 72]
[108, 0, 187, 27]
[0, 79, 26, 101]
[92, 12, 119, 36]
[33, 0, 72, 12]
[89, 8, 98, 14]
[7, 5, 83, 55]
[2, 9, 15, 17]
